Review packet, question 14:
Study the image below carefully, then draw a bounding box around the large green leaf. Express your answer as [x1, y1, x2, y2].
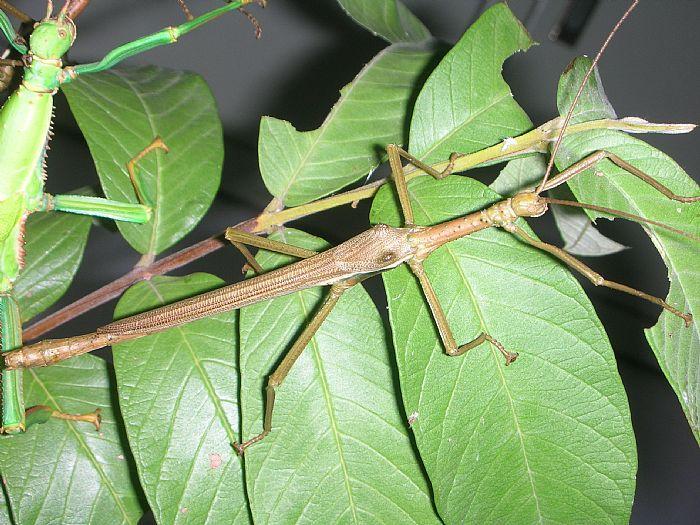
[14, 211, 91, 322]
[555, 57, 700, 443]
[0, 356, 144, 524]
[239, 229, 440, 524]
[370, 176, 637, 523]
[408, 3, 533, 163]
[112, 274, 249, 525]
[335, 0, 431, 43]
[63, 66, 224, 256]
[259, 42, 439, 206]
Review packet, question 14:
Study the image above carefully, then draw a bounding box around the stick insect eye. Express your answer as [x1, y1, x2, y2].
[379, 251, 396, 263]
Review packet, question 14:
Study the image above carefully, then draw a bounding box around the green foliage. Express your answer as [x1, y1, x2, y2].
[63, 67, 224, 257]
[370, 175, 636, 523]
[2, 1, 697, 523]
[335, 0, 431, 43]
[555, 57, 700, 443]
[14, 212, 91, 322]
[239, 230, 439, 524]
[0, 357, 144, 524]
[408, 3, 534, 163]
[112, 275, 248, 524]
[259, 43, 439, 206]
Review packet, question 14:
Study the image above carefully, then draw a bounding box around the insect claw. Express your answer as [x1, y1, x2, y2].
[504, 351, 519, 366]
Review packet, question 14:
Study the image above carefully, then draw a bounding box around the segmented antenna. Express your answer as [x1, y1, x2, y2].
[542, 197, 700, 242]
[536, 0, 640, 194]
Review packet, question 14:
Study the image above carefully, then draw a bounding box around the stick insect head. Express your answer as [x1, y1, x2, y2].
[31, 2, 76, 60]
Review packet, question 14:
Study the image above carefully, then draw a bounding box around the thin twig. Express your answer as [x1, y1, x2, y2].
[21, 116, 693, 340]
[65, 0, 92, 21]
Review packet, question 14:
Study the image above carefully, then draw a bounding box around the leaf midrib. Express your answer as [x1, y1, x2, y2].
[28, 368, 135, 525]
[411, 192, 543, 522]
[297, 290, 359, 523]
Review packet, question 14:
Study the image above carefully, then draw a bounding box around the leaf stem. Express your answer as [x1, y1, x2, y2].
[22, 117, 693, 340]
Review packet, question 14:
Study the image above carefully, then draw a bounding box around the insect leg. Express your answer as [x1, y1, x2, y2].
[504, 223, 692, 326]
[126, 136, 169, 207]
[541, 150, 700, 202]
[46, 137, 169, 224]
[225, 227, 317, 275]
[406, 259, 518, 365]
[1, 294, 24, 433]
[233, 278, 358, 454]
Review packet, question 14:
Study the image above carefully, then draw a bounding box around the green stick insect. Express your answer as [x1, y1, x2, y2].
[0, 0, 256, 434]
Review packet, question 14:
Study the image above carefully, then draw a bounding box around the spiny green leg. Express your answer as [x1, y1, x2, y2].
[388, 145, 516, 364]
[504, 223, 693, 326]
[234, 278, 359, 455]
[541, 149, 700, 202]
[45, 136, 169, 223]
[1, 294, 24, 433]
[61, 1, 254, 82]
[225, 226, 317, 275]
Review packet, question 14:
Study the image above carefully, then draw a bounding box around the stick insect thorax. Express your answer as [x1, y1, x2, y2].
[1, 193, 552, 370]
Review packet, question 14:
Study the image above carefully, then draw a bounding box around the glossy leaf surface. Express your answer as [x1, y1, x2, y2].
[408, 3, 533, 164]
[112, 274, 249, 525]
[239, 229, 440, 524]
[371, 176, 637, 524]
[335, 0, 431, 43]
[555, 57, 700, 442]
[0, 356, 144, 524]
[14, 211, 91, 322]
[259, 43, 439, 206]
[63, 66, 223, 256]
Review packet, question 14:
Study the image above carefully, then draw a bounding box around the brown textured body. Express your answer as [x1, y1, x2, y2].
[101, 224, 417, 335]
[2, 198, 540, 370]
[3, 224, 418, 368]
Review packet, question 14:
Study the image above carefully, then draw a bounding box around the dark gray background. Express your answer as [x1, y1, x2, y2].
[8, 1, 699, 523]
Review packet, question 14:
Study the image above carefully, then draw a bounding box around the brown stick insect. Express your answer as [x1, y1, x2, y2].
[3, 0, 698, 456]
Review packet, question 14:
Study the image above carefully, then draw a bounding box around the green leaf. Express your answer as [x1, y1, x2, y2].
[112, 274, 249, 525]
[239, 229, 440, 524]
[0, 356, 144, 525]
[370, 176, 637, 523]
[408, 3, 534, 163]
[557, 57, 617, 124]
[335, 0, 431, 43]
[13, 211, 91, 322]
[490, 155, 546, 196]
[555, 57, 700, 443]
[0, 486, 11, 525]
[63, 66, 224, 256]
[259, 42, 439, 206]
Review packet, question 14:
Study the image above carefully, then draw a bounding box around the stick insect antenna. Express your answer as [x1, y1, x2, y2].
[176, 0, 194, 21]
[543, 197, 700, 242]
[58, 0, 70, 20]
[536, 0, 639, 194]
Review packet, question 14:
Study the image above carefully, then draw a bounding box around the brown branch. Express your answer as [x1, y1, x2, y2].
[23, 116, 689, 341]
[65, 0, 92, 20]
